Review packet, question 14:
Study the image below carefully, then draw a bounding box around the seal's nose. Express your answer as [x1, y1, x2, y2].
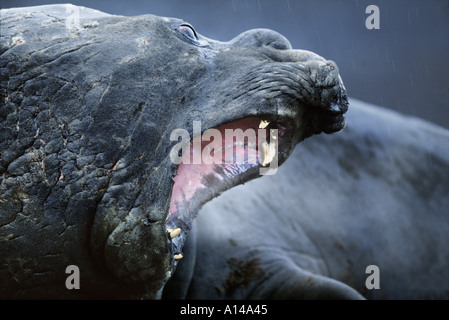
[307, 60, 340, 88]
[226, 27, 349, 126]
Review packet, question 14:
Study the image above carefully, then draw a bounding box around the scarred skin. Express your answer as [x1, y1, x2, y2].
[0, 5, 348, 298]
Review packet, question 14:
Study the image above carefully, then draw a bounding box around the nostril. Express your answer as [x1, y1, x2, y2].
[312, 60, 340, 87]
[325, 60, 339, 72]
[322, 60, 338, 73]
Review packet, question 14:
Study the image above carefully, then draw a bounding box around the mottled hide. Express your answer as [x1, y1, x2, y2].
[0, 5, 348, 298]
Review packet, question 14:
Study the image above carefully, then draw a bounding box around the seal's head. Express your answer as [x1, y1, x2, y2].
[161, 19, 348, 276]
[1, 6, 347, 298]
[132, 17, 348, 297]
[86, 15, 348, 296]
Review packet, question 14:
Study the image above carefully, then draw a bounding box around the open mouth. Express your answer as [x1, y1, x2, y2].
[164, 115, 301, 260]
[163, 66, 349, 264]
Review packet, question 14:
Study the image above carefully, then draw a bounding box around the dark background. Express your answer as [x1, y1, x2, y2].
[2, 0, 448, 129]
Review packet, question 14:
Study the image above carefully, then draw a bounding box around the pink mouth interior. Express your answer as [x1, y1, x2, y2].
[167, 117, 285, 231]
[169, 118, 260, 215]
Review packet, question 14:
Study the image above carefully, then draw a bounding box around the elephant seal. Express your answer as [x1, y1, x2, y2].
[0, 5, 348, 298]
[163, 98, 449, 300]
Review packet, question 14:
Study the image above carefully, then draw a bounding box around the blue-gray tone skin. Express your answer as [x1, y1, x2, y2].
[164, 99, 449, 300]
[0, 5, 348, 298]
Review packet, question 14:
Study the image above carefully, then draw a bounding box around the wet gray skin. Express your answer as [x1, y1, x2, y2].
[0, 5, 348, 298]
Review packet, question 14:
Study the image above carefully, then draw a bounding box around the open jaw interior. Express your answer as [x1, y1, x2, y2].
[165, 116, 288, 259]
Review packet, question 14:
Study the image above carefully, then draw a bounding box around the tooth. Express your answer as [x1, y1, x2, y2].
[259, 119, 270, 129]
[168, 228, 181, 239]
[174, 254, 183, 260]
[261, 141, 276, 166]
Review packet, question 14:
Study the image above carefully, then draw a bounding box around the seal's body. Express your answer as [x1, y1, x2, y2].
[1, 5, 347, 298]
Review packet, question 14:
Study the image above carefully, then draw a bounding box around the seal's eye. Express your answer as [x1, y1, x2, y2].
[179, 24, 198, 41]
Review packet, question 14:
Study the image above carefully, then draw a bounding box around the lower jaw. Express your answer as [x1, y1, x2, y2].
[162, 111, 345, 264]
[323, 114, 346, 134]
[165, 163, 262, 259]
[165, 117, 288, 261]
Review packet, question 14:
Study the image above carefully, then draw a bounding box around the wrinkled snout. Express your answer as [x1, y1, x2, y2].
[222, 28, 349, 137]
[229, 28, 348, 112]
[309, 60, 340, 88]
